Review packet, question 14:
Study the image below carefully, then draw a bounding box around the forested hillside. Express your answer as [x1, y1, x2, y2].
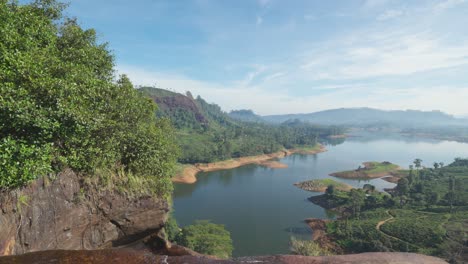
[139, 87, 346, 163]
[0, 1, 177, 196]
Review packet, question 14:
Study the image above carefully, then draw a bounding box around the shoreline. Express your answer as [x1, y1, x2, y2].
[172, 145, 327, 184]
[330, 162, 402, 179]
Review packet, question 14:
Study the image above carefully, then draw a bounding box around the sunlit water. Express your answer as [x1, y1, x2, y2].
[173, 135, 468, 256]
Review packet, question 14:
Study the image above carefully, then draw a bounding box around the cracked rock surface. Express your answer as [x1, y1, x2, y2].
[0, 169, 168, 255]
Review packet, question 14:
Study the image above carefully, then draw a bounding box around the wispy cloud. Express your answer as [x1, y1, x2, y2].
[433, 0, 467, 12]
[363, 0, 391, 9]
[300, 32, 468, 80]
[117, 62, 468, 116]
[239, 64, 267, 87]
[377, 9, 404, 21]
[105, 0, 468, 116]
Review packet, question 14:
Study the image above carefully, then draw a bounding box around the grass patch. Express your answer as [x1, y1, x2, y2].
[289, 237, 331, 256]
[295, 179, 352, 192]
[331, 161, 400, 179]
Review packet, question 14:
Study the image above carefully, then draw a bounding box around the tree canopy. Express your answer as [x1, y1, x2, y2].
[0, 0, 178, 196]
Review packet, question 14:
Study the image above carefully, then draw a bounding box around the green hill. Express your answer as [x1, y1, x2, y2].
[139, 87, 345, 163]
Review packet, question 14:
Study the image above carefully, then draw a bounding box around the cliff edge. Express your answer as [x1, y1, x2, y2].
[0, 169, 169, 255]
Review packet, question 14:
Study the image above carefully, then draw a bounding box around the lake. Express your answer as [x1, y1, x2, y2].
[172, 135, 468, 257]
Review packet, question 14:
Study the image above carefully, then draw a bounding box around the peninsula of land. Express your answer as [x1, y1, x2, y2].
[330, 161, 401, 179]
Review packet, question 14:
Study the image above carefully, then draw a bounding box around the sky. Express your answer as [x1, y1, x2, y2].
[59, 1, 468, 115]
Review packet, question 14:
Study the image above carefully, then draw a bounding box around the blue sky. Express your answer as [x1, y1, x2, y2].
[60, 1, 468, 115]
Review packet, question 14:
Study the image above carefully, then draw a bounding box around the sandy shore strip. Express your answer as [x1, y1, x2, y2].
[172, 145, 327, 184]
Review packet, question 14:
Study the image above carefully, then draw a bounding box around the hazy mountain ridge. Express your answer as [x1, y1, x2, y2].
[261, 108, 466, 128]
[228, 109, 264, 123]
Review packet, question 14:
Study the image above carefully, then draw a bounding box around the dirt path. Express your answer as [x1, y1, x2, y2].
[376, 211, 421, 249]
[376, 211, 394, 231]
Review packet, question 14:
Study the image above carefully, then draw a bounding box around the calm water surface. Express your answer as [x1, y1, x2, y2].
[173, 136, 468, 256]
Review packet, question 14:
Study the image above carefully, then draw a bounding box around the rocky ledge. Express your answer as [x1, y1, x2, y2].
[0, 250, 448, 264]
[0, 169, 169, 255]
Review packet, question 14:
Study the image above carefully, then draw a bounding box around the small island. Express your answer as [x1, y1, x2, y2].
[294, 179, 353, 193]
[330, 161, 400, 179]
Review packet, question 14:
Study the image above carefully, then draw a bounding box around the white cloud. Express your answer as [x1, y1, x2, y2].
[363, 0, 390, 9]
[116, 64, 468, 116]
[263, 71, 286, 82]
[238, 64, 267, 87]
[300, 32, 468, 80]
[433, 0, 467, 12]
[377, 9, 404, 21]
[113, 0, 468, 117]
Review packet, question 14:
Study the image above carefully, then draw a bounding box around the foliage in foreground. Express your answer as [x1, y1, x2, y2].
[0, 0, 178, 196]
[289, 237, 331, 256]
[168, 220, 234, 259]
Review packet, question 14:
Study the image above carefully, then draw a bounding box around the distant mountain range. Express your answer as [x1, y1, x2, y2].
[229, 108, 468, 128]
[138, 86, 466, 131]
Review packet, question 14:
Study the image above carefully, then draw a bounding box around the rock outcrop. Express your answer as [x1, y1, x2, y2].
[0, 169, 169, 255]
[0, 250, 448, 264]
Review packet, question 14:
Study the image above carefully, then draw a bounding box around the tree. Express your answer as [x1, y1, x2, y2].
[433, 162, 439, 170]
[326, 185, 335, 196]
[348, 189, 366, 218]
[447, 176, 456, 212]
[426, 192, 439, 208]
[177, 220, 233, 259]
[413, 159, 422, 170]
[362, 184, 375, 193]
[396, 178, 409, 196]
[0, 1, 178, 195]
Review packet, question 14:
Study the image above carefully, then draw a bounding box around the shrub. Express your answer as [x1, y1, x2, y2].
[177, 220, 233, 259]
[0, 137, 53, 188]
[289, 237, 331, 256]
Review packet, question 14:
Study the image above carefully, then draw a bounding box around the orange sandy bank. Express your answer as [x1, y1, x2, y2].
[327, 134, 347, 139]
[172, 145, 327, 184]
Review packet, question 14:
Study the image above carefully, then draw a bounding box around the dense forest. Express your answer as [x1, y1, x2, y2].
[317, 158, 468, 263]
[139, 87, 346, 163]
[0, 1, 178, 196]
